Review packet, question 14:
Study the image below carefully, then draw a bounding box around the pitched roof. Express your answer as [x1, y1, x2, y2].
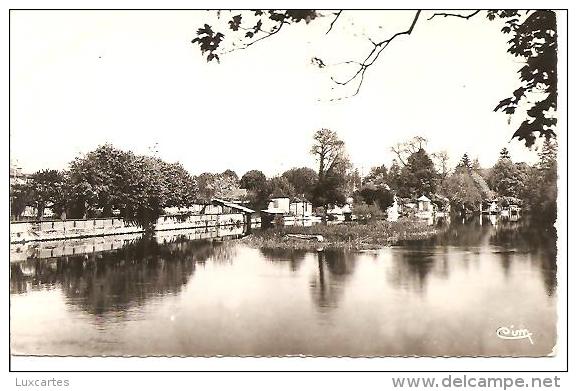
[211, 198, 255, 213]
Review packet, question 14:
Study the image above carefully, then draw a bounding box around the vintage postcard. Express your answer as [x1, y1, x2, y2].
[7, 7, 567, 373]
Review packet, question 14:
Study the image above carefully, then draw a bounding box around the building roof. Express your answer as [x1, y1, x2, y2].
[417, 195, 431, 202]
[211, 198, 255, 213]
[261, 208, 286, 214]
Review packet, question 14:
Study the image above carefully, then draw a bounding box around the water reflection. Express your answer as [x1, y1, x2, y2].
[10, 217, 557, 356]
[394, 216, 557, 296]
[11, 229, 240, 316]
[259, 248, 307, 272]
[387, 249, 442, 294]
[310, 250, 356, 311]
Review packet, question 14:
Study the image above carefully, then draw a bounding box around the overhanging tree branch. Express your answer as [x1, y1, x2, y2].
[326, 11, 342, 34]
[427, 10, 481, 21]
[328, 10, 421, 100]
[220, 20, 286, 55]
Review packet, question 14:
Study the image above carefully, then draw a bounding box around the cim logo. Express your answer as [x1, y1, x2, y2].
[496, 325, 534, 345]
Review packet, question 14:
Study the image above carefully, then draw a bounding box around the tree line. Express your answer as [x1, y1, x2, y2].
[354, 136, 557, 224]
[10, 130, 557, 228]
[10, 145, 198, 229]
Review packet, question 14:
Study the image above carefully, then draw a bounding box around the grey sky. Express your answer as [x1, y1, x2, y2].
[10, 10, 543, 177]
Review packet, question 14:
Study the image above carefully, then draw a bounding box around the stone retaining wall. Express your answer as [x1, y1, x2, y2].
[10, 213, 246, 243]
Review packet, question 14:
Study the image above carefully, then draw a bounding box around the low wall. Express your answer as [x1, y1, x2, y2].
[10, 213, 246, 243]
[10, 225, 248, 263]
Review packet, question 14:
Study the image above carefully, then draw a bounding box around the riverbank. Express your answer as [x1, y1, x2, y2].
[10, 213, 249, 243]
[241, 218, 439, 250]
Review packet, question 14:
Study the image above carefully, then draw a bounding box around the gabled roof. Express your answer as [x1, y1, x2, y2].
[261, 208, 287, 214]
[211, 198, 255, 213]
[417, 195, 431, 202]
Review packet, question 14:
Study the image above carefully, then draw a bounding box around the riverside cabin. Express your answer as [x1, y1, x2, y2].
[416, 195, 433, 218]
[261, 197, 317, 227]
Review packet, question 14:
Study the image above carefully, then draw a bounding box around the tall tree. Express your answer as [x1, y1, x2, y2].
[356, 184, 394, 212]
[240, 169, 270, 209]
[311, 171, 347, 208]
[28, 170, 67, 219]
[488, 148, 523, 198]
[310, 129, 349, 207]
[67, 145, 198, 228]
[391, 136, 428, 167]
[431, 151, 450, 180]
[398, 148, 437, 198]
[363, 165, 388, 186]
[499, 147, 511, 160]
[240, 170, 267, 191]
[387, 160, 402, 192]
[195, 172, 240, 202]
[67, 144, 134, 218]
[523, 139, 557, 223]
[281, 167, 318, 200]
[310, 128, 346, 181]
[10, 183, 31, 220]
[444, 167, 483, 213]
[268, 176, 296, 198]
[221, 169, 239, 182]
[157, 160, 198, 208]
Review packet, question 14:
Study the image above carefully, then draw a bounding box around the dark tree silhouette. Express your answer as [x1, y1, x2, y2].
[240, 169, 267, 191]
[282, 167, 318, 200]
[310, 128, 346, 181]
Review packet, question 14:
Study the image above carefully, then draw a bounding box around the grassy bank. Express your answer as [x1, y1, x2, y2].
[242, 218, 438, 250]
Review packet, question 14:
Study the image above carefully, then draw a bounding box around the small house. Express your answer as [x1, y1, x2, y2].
[261, 197, 290, 227]
[417, 195, 432, 212]
[289, 198, 313, 218]
[416, 195, 434, 219]
[265, 197, 291, 214]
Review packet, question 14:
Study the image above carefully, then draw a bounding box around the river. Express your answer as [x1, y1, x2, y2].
[10, 216, 557, 357]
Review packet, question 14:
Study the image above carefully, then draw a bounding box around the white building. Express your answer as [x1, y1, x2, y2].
[289, 199, 313, 217]
[387, 196, 399, 222]
[264, 197, 291, 214]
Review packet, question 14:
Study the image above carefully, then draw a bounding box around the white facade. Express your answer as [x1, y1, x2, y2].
[387, 196, 399, 222]
[289, 200, 312, 217]
[417, 195, 432, 212]
[266, 197, 291, 214]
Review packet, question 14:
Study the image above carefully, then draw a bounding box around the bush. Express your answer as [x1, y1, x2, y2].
[353, 201, 382, 223]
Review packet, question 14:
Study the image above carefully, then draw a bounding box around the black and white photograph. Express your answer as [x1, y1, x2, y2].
[5, 6, 570, 378]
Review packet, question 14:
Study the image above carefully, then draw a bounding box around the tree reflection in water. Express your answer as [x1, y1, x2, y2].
[309, 250, 356, 311]
[10, 234, 237, 315]
[259, 248, 307, 272]
[10, 217, 556, 326]
[386, 249, 438, 294]
[10, 217, 558, 356]
[392, 216, 556, 296]
[259, 247, 357, 312]
[488, 219, 557, 297]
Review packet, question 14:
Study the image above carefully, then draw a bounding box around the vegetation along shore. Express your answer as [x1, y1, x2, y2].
[242, 218, 439, 250]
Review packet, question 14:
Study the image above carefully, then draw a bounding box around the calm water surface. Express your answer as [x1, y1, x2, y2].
[10, 217, 557, 356]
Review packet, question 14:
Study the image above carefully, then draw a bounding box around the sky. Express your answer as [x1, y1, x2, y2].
[9, 10, 543, 177]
